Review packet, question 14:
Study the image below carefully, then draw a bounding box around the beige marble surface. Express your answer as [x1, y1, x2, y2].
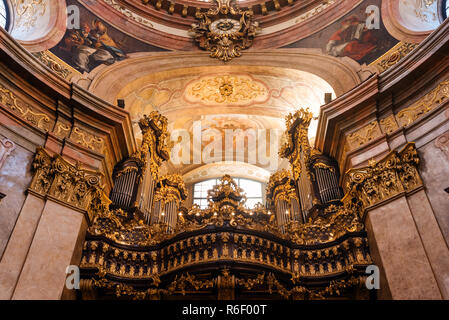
[407, 190, 449, 299]
[0, 194, 45, 299]
[367, 196, 442, 299]
[0, 131, 35, 258]
[12, 200, 85, 300]
[419, 130, 449, 248]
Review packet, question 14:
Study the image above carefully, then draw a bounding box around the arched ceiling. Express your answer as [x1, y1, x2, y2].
[101, 63, 336, 177]
[3, 0, 445, 182]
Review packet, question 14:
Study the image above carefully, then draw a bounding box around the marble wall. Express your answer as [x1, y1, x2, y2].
[0, 123, 43, 258]
[419, 129, 449, 248]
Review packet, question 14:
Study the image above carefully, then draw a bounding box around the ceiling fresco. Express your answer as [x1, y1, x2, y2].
[283, 0, 399, 65]
[113, 65, 334, 176]
[29, 0, 437, 180]
[46, 0, 402, 73]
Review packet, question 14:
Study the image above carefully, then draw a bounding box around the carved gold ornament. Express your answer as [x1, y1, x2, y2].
[0, 85, 51, 132]
[371, 42, 418, 73]
[185, 74, 268, 105]
[29, 148, 106, 222]
[190, 0, 259, 62]
[33, 51, 78, 79]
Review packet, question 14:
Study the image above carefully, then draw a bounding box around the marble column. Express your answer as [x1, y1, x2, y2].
[11, 200, 87, 300]
[365, 194, 443, 299]
[0, 193, 45, 299]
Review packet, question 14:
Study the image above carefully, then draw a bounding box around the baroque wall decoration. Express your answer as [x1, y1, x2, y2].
[32, 51, 77, 79]
[435, 132, 449, 160]
[0, 84, 52, 132]
[190, 0, 259, 61]
[344, 78, 449, 151]
[0, 138, 16, 171]
[70, 127, 105, 154]
[397, 79, 449, 127]
[346, 122, 383, 150]
[184, 74, 269, 106]
[371, 42, 419, 72]
[28, 147, 106, 222]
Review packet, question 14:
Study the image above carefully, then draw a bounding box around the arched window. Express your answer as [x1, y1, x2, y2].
[193, 178, 263, 209]
[0, 0, 9, 30]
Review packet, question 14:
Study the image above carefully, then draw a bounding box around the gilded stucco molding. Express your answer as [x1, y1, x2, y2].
[345, 78, 449, 151]
[134, 111, 170, 180]
[29, 147, 107, 222]
[190, 0, 259, 62]
[184, 74, 268, 105]
[32, 51, 79, 80]
[370, 42, 419, 73]
[344, 143, 422, 214]
[154, 174, 188, 206]
[346, 121, 383, 151]
[266, 169, 297, 209]
[0, 84, 52, 132]
[80, 258, 368, 300]
[70, 127, 105, 154]
[396, 78, 449, 127]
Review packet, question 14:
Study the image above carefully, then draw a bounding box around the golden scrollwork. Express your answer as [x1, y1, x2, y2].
[32, 51, 77, 79]
[190, 0, 259, 62]
[346, 121, 383, 150]
[396, 79, 449, 127]
[266, 169, 297, 208]
[279, 108, 316, 180]
[0, 84, 51, 132]
[154, 174, 188, 205]
[54, 122, 71, 140]
[344, 78, 448, 152]
[83, 266, 366, 300]
[185, 74, 268, 105]
[371, 42, 419, 72]
[313, 162, 335, 173]
[29, 147, 106, 222]
[379, 115, 400, 135]
[134, 112, 170, 180]
[344, 142, 422, 213]
[70, 127, 105, 153]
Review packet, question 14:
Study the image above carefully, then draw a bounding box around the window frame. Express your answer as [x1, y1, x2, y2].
[192, 177, 264, 209]
[0, 0, 10, 31]
[439, 0, 448, 21]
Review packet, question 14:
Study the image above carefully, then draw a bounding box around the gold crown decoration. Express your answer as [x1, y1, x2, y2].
[190, 0, 260, 62]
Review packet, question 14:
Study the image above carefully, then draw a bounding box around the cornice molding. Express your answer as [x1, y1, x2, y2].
[0, 28, 137, 186]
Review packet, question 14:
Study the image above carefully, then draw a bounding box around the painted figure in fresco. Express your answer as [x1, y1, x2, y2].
[326, 15, 378, 63]
[59, 20, 126, 73]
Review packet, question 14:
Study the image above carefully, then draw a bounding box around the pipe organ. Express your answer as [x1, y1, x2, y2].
[109, 158, 142, 211]
[311, 157, 343, 205]
[152, 174, 188, 232]
[280, 109, 343, 222]
[108, 112, 172, 220]
[79, 111, 374, 300]
[267, 169, 303, 230]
